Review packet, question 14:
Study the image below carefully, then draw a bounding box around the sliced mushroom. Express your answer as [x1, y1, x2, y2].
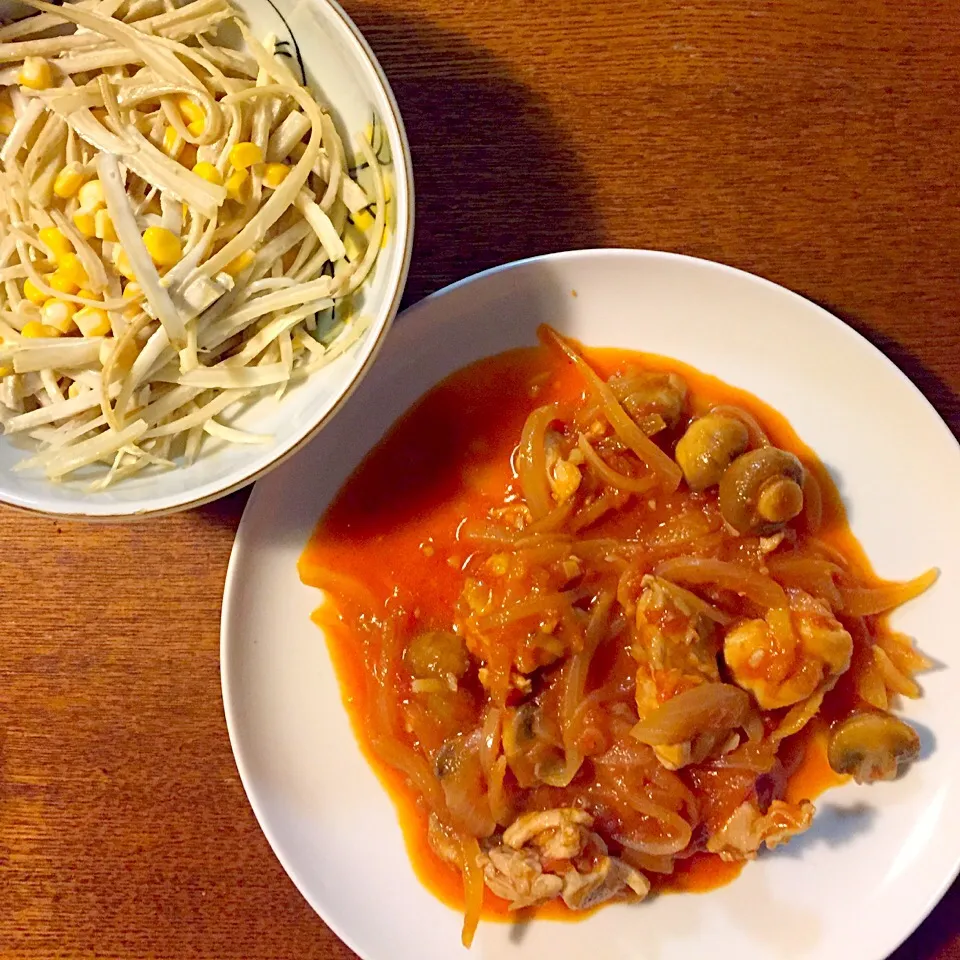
[827, 712, 921, 783]
[719, 447, 805, 535]
[674, 413, 751, 491]
[502, 702, 540, 755]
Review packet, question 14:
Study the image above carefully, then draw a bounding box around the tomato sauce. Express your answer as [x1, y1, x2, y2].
[299, 343, 887, 922]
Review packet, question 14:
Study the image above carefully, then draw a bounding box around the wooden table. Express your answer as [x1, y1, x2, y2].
[1, 0, 957, 957]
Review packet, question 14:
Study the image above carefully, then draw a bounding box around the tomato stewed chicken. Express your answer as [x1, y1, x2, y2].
[300, 325, 934, 946]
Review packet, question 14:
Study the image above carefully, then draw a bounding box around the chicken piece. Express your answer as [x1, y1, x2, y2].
[724, 596, 852, 709]
[561, 856, 651, 910]
[479, 843, 564, 909]
[634, 576, 722, 700]
[502, 808, 593, 860]
[707, 799, 815, 862]
[632, 576, 726, 770]
[484, 811, 650, 911]
[545, 431, 583, 504]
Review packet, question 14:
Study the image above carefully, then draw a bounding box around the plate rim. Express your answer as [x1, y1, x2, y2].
[220, 247, 960, 960]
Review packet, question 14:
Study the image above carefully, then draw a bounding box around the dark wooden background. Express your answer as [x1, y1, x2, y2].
[1, 0, 957, 957]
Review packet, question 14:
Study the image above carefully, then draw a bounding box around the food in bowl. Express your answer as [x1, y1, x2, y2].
[0, 0, 388, 487]
[299, 324, 935, 946]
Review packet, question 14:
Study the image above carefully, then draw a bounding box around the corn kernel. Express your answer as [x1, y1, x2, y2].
[49, 271, 78, 296]
[187, 118, 205, 138]
[162, 125, 181, 158]
[74, 306, 110, 337]
[56, 253, 88, 287]
[100, 336, 137, 370]
[21, 320, 61, 338]
[122, 281, 142, 300]
[228, 252, 258, 276]
[0, 103, 15, 136]
[177, 96, 205, 126]
[94, 209, 117, 242]
[262, 162, 290, 189]
[42, 298, 78, 333]
[225, 167, 249, 202]
[19, 56, 52, 90]
[77, 288, 100, 302]
[229, 141, 262, 170]
[122, 304, 142, 322]
[224, 249, 256, 277]
[77, 178, 105, 210]
[343, 227, 363, 264]
[192, 161, 223, 185]
[72, 210, 97, 238]
[142, 226, 181, 267]
[68, 381, 83, 399]
[54, 163, 86, 199]
[23, 277, 49, 305]
[352, 207, 374, 231]
[39, 226, 72, 257]
[114, 249, 136, 281]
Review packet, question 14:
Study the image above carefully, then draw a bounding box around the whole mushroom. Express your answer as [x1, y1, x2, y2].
[674, 413, 751, 491]
[719, 447, 805, 535]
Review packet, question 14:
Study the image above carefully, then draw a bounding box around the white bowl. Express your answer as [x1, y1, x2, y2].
[0, 0, 413, 518]
[222, 250, 960, 960]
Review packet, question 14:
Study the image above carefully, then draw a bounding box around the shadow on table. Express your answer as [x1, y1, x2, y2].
[888, 875, 959, 960]
[193, 487, 251, 531]
[813, 298, 960, 440]
[345, 4, 606, 306]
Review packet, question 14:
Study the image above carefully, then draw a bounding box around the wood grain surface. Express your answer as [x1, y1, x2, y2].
[1, 0, 958, 957]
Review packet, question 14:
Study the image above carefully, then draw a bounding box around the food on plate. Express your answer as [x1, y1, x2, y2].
[299, 324, 935, 946]
[0, 0, 388, 486]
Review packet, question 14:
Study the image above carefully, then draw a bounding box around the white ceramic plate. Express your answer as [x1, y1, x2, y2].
[0, 0, 413, 518]
[221, 249, 960, 960]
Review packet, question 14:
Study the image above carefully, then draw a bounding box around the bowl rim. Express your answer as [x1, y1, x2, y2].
[0, 0, 415, 522]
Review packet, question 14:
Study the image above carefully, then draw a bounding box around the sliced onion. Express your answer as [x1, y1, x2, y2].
[655, 556, 788, 609]
[631, 683, 751, 746]
[838, 568, 938, 616]
[540, 325, 682, 489]
[515, 403, 558, 520]
[459, 835, 484, 949]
